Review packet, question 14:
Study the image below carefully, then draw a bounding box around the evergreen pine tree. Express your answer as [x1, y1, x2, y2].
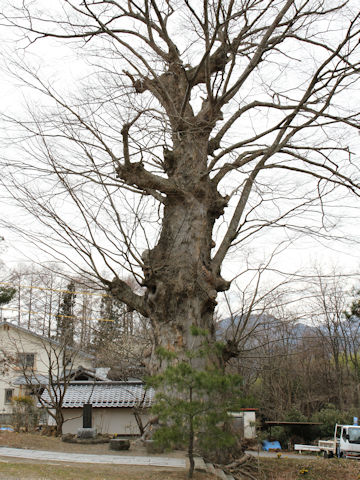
[0, 237, 16, 310]
[92, 295, 128, 366]
[346, 292, 360, 319]
[0, 286, 16, 306]
[56, 281, 76, 345]
[148, 328, 251, 478]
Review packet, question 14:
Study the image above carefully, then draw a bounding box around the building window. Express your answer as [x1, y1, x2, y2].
[17, 353, 35, 368]
[4, 389, 13, 404]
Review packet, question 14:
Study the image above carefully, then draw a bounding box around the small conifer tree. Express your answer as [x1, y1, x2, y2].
[148, 328, 248, 478]
[0, 286, 16, 306]
[92, 295, 127, 366]
[56, 281, 76, 345]
[12, 395, 39, 432]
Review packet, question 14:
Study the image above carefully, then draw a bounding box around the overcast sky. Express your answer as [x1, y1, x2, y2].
[1, 1, 360, 305]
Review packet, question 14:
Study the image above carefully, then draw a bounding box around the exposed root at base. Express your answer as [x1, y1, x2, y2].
[216, 454, 259, 480]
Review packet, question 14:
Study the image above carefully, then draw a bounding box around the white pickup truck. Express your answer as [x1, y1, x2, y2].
[295, 424, 360, 458]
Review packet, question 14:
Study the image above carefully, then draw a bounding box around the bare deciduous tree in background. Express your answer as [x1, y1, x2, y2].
[1, 0, 360, 370]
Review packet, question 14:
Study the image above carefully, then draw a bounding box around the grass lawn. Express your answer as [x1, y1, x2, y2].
[0, 461, 213, 480]
[1, 457, 359, 480]
[258, 456, 360, 480]
[1, 455, 360, 480]
[0, 432, 208, 479]
[1, 432, 360, 479]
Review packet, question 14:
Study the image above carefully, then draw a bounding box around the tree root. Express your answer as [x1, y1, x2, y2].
[216, 454, 259, 480]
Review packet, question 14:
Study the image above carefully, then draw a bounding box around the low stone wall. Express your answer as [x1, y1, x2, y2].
[62, 433, 111, 444]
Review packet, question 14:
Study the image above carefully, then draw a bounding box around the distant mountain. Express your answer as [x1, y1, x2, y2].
[216, 314, 317, 346]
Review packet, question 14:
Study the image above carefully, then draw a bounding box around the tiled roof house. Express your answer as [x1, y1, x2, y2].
[40, 368, 153, 436]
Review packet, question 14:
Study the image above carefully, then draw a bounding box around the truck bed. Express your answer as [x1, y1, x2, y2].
[294, 444, 321, 453]
[318, 440, 335, 451]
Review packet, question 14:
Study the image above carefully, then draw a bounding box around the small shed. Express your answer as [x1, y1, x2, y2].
[42, 381, 154, 436]
[229, 408, 258, 439]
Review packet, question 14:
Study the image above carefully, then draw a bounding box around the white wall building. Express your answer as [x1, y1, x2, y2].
[42, 381, 153, 435]
[229, 409, 258, 439]
[0, 321, 93, 424]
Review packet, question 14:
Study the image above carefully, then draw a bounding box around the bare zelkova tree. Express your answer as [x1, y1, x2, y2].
[0, 0, 360, 370]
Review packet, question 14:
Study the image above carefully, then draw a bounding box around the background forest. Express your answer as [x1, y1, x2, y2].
[1, 262, 360, 435]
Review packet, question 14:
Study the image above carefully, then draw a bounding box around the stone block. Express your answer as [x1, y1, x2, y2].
[194, 457, 207, 472]
[109, 438, 130, 451]
[77, 427, 97, 439]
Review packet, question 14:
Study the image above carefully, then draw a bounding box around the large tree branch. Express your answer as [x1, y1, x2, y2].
[106, 276, 150, 317]
[116, 162, 180, 196]
[212, 159, 265, 272]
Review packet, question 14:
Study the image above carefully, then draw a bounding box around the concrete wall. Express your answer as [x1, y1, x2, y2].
[230, 410, 257, 439]
[243, 411, 256, 439]
[0, 323, 92, 420]
[62, 407, 150, 435]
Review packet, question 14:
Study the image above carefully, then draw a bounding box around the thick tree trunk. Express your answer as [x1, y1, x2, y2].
[140, 134, 230, 370]
[111, 61, 234, 371]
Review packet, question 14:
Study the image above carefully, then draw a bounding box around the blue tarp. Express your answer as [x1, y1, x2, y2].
[262, 440, 281, 451]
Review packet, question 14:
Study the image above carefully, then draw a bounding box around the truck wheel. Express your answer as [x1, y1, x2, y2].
[323, 451, 328, 458]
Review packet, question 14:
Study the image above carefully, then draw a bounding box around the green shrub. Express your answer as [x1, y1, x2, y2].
[12, 395, 39, 432]
[311, 404, 356, 438]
